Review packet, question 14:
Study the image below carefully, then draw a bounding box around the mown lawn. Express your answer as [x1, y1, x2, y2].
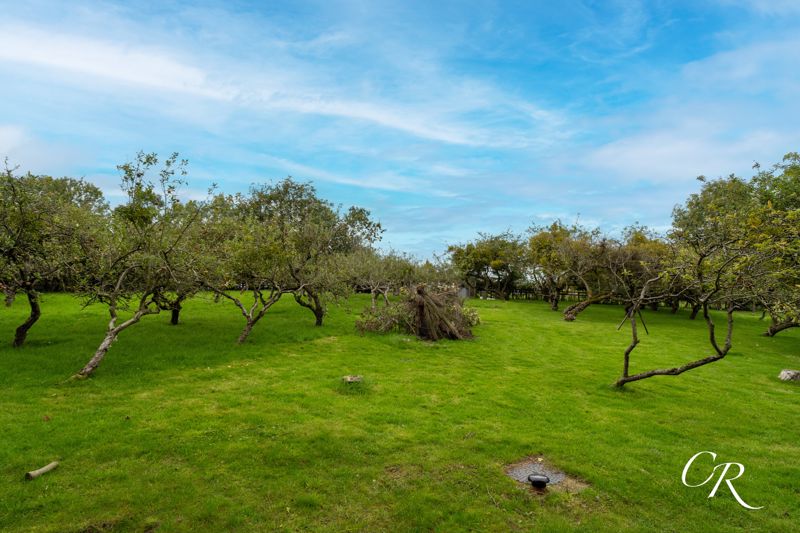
[0, 293, 798, 532]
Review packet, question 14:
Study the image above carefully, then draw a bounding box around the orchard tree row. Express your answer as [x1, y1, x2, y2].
[0, 153, 442, 377]
[447, 152, 800, 386]
[2, 151, 797, 386]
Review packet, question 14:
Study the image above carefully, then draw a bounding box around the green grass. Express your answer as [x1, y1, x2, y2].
[0, 293, 798, 532]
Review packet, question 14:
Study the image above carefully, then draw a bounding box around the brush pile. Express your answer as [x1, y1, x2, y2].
[356, 284, 479, 340]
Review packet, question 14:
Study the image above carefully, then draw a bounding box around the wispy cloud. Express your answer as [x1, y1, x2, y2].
[0, 25, 232, 100]
[581, 33, 800, 184]
[681, 37, 800, 96]
[258, 154, 459, 198]
[0, 21, 563, 150]
[565, 0, 655, 64]
[585, 127, 783, 184]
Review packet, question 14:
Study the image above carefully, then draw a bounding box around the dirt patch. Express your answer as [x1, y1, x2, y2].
[78, 521, 119, 533]
[505, 455, 589, 494]
[381, 463, 425, 490]
[384, 463, 423, 480]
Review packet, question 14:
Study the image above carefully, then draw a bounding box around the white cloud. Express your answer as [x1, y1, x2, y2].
[0, 125, 27, 153]
[586, 128, 783, 184]
[0, 25, 233, 100]
[681, 37, 800, 95]
[268, 96, 486, 147]
[0, 124, 83, 173]
[0, 22, 564, 150]
[582, 34, 800, 185]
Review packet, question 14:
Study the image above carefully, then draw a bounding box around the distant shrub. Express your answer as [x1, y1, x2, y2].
[462, 306, 481, 328]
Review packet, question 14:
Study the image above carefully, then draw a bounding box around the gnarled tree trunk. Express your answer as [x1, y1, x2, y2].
[79, 329, 123, 377]
[13, 290, 41, 347]
[208, 286, 283, 344]
[493, 288, 510, 301]
[615, 302, 734, 388]
[549, 288, 561, 311]
[171, 307, 181, 325]
[563, 292, 612, 321]
[169, 294, 187, 325]
[689, 302, 701, 320]
[237, 320, 256, 344]
[763, 320, 799, 337]
[621, 306, 640, 379]
[76, 301, 157, 377]
[294, 288, 326, 326]
[154, 293, 187, 325]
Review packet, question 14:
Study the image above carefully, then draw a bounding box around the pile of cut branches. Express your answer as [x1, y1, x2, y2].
[356, 284, 478, 340]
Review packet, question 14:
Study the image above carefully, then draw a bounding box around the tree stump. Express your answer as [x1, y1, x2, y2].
[778, 370, 800, 382]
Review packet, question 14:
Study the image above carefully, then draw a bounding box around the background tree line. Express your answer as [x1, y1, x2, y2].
[2, 151, 797, 387]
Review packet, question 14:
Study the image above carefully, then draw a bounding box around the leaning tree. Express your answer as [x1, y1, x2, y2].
[613, 175, 760, 387]
[75, 152, 201, 377]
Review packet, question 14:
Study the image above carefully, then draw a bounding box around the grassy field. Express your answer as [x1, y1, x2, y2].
[0, 293, 798, 532]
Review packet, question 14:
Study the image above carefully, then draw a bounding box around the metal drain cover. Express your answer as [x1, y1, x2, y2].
[506, 457, 566, 485]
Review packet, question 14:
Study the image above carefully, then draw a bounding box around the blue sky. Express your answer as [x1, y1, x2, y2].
[1, 0, 798, 256]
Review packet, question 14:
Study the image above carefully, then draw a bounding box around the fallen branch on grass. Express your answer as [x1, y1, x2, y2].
[25, 461, 59, 480]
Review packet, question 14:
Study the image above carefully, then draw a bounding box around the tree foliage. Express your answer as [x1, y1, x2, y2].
[447, 231, 526, 300]
[0, 161, 106, 346]
[76, 152, 200, 377]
